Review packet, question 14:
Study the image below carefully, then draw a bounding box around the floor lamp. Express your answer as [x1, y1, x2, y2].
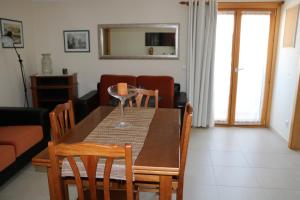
[0, 31, 29, 107]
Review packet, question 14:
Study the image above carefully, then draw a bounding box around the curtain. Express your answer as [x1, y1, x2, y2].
[187, 0, 217, 127]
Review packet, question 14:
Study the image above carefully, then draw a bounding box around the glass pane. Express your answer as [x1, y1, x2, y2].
[214, 12, 234, 122]
[235, 12, 270, 123]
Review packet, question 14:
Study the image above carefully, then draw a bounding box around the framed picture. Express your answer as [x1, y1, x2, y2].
[63, 30, 90, 52]
[0, 18, 24, 48]
[283, 4, 300, 48]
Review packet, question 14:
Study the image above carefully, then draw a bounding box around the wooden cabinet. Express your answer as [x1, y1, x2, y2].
[31, 73, 78, 110]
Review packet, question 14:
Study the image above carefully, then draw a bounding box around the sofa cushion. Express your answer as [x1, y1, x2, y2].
[0, 126, 43, 157]
[137, 76, 174, 108]
[99, 74, 137, 106]
[0, 145, 16, 171]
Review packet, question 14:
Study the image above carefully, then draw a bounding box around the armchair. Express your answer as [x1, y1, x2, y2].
[0, 107, 50, 186]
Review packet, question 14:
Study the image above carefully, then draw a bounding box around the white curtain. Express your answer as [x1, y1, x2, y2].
[187, 0, 217, 127]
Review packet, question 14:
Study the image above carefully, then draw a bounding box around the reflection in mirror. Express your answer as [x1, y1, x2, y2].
[98, 24, 179, 59]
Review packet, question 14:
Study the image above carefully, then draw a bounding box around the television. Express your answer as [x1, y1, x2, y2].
[145, 32, 175, 46]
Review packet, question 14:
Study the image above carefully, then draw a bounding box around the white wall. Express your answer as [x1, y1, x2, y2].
[0, 0, 187, 106]
[32, 0, 188, 96]
[0, 0, 36, 106]
[270, 0, 300, 140]
[4, 0, 290, 126]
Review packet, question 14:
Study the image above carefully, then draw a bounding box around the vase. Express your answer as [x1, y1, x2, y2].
[41, 53, 53, 74]
[148, 47, 154, 55]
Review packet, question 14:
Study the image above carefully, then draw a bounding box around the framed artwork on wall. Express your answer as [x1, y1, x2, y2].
[283, 4, 300, 48]
[63, 30, 90, 52]
[0, 18, 24, 48]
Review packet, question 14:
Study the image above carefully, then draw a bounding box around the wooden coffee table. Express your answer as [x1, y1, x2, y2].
[32, 106, 180, 200]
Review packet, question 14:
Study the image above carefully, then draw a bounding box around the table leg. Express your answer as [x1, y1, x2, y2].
[47, 167, 56, 200]
[159, 175, 172, 200]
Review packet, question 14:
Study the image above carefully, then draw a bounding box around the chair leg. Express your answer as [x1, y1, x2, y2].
[63, 180, 70, 200]
[134, 190, 140, 200]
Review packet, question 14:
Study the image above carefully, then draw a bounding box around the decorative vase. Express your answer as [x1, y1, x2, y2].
[41, 53, 53, 74]
[148, 47, 154, 55]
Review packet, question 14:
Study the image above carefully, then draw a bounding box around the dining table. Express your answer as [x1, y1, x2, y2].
[31, 106, 180, 200]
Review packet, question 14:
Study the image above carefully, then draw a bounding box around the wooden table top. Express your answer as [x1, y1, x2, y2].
[32, 106, 180, 175]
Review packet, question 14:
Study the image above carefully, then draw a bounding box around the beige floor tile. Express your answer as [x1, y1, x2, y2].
[185, 166, 216, 186]
[255, 168, 300, 190]
[0, 165, 49, 199]
[244, 152, 300, 169]
[265, 189, 300, 200]
[218, 186, 271, 200]
[187, 149, 212, 166]
[210, 150, 249, 167]
[183, 186, 220, 200]
[139, 192, 159, 200]
[213, 166, 260, 187]
[2, 127, 300, 199]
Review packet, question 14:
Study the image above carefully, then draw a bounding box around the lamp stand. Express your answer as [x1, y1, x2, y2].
[13, 44, 29, 107]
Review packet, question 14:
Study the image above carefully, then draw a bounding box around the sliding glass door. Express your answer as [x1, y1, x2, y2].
[235, 12, 270, 124]
[214, 12, 234, 123]
[214, 3, 279, 126]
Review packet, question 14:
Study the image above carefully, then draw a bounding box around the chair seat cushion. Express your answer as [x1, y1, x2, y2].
[0, 126, 43, 157]
[0, 145, 16, 171]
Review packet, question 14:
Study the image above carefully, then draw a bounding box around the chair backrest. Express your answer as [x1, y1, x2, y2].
[136, 76, 174, 108]
[131, 88, 159, 109]
[177, 103, 193, 200]
[49, 100, 75, 141]
[48, 142, 133, 200]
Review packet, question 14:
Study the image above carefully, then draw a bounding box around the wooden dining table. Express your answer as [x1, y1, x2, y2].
[32, 106, 180, 200]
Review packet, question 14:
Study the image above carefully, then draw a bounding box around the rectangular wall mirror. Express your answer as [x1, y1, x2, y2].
[98, 23, 179, 59]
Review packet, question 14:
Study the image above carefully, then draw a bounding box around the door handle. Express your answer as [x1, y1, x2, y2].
[235, 67, 245, 72]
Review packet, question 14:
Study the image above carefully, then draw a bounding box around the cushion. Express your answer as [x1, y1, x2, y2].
[99, 74, 137, 106]
[137, 76, 174, 108]
[0, 126, 43, 157]
[0, 145, 16, 171]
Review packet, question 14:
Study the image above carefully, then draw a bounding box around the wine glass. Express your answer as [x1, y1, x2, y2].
[107, 85, 137, 128]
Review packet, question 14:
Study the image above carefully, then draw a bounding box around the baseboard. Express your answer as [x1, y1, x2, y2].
[269, 126, 289, 142]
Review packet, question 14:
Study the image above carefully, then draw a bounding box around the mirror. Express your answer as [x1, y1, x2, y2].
[98, 23, 179, 59]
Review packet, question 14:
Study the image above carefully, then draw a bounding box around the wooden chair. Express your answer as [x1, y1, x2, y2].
[130, 89, 159, 109]
[135, 103, 193, 200]
[49, 100, 75, 141]
[177, 103, 193, 200]
[48, 141, 134, 200]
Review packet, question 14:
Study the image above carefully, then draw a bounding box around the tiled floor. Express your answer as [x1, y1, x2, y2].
[1, 127, 300, 200]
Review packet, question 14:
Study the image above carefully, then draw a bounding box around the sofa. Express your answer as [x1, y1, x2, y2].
[0, 107, 51, 186]
[75, 74, 187, 122]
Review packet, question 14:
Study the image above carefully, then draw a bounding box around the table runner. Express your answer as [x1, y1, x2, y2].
[61, 107, 155, 180]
